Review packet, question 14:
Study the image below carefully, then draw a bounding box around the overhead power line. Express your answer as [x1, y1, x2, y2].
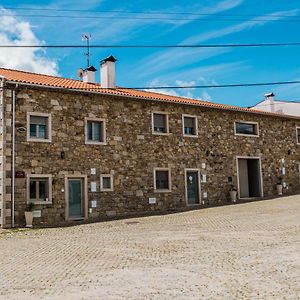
[122, 80, 300, 90]
[1, 13, 300, 22]
[0, 42, 300, 48]
[2, 7, 300, 19]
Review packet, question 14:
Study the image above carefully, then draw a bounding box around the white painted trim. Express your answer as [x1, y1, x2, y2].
[182, 114, 198, 137]
[84, 117, 107, 145]
[234, 120, 259, 137]
[26, 174, 52, 205]
[184, 168, 201, 206]
[100, 174, 114, 192]
[236, 156, 264, 199]
[153, 167, 172, 193]
[27, 112, 52, 143]
[65, 175, 88, 221]
[296, 126, 300, 145]
[151, 111, 170, 135]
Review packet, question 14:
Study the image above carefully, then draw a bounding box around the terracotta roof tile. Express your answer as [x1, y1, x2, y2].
[0, 67, 298, 119]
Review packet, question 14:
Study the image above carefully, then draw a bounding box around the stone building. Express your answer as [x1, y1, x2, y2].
[0, 57, 300, 227]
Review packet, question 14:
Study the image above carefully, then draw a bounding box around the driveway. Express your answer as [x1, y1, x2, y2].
[0, 196, 299, 299]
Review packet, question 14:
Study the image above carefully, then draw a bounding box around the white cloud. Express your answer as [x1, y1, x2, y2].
[0, 9, 58, 75]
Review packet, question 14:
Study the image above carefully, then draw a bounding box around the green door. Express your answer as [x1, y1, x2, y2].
[68, 179, 83, 218]
[186, 171, 200, 205]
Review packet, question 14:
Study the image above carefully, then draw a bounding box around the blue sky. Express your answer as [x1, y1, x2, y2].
[0, 0, 299, 107]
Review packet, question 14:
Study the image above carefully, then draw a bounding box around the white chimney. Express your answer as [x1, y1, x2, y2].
[82, 66, 97, 83]
[100, 55, 117, 88]
[264, 92, 275, 113]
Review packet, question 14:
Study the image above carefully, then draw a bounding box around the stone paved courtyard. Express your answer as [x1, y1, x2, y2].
[0, 196, 299, 299]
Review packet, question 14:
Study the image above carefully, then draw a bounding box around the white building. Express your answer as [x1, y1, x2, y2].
[252, 93, 300, 117]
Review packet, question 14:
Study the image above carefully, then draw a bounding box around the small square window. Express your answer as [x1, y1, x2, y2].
[152, 113, 169, 134]
[27, 113, 51, 142]
[183, 115, 198, 136]
[85, 118, 106, 145]
[100, 174, 113, 191]
[154, 168, 171, 192]
[28, 175, 52, 204]
[235, 122, 258, 136]
[296, 127, 300, 144]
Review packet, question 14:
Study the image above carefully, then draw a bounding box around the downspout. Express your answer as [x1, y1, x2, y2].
[11, 86, 17, 227]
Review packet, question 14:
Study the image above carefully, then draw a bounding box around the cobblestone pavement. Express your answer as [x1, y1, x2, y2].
[0, 196, 300, 300]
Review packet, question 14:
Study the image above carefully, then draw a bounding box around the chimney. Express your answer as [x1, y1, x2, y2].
[264, 92, 275, 113]
[82, 65, 97, 83]
[100, 55, 117, 88]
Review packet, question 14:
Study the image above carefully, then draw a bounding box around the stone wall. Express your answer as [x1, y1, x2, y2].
[5, 86, 300, 226]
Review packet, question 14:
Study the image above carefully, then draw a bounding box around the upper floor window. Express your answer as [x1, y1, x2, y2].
[100, 174, 114, 192]
[234, 121, 259, 136]
[296, 127, 300, 144]
[183, 115, 198, 137]
[27, 113, 51, 142]
[27, 174, 52, 204]
[152, 112, 169, 134]
[85, 118, 106, 145]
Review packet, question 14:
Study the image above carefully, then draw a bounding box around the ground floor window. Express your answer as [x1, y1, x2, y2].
[27, 174, 52, 204]
[100, 174, 114, 191]
[154, 168, 171, 192]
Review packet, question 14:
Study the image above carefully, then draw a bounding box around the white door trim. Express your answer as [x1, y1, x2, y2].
[236, 156, 264, 199]
[184, 168, 201, 206]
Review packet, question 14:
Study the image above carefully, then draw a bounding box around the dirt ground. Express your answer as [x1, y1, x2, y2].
[0, 196, 299, 299]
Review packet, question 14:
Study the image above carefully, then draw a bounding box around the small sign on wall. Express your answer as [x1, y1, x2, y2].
[33, 210, 41, 218]
[203, 192, 208, 198]
[91, 168, 96, 175]
[201, 174, 207, 183]
[15, 171, 25, 178]
[149, 197, 156, 204]
[91, 182, 97, 192]
[91, 200, 97, 208]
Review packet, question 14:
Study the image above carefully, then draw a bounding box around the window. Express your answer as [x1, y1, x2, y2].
[85, 118, 106, 145]
[296, 127, 300, 144]
[27, 113, 51, 142]
[154, 168, 171, 192]
[152, 112, 169, 134]
[235, 121, 259, 136]
[100, 174, 113, 191]
[27, 174, 52, 204]
[183, 115, 198, 136]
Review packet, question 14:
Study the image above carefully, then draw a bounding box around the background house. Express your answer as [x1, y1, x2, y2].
[251, 93, 300, 116]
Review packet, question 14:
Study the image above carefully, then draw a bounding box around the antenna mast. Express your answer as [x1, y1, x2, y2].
[82, 32, 91, 68]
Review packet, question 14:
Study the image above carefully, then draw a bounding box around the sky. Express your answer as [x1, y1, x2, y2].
[0, 0, 299, 107]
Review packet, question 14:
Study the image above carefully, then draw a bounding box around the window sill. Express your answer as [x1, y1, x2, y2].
[234, 133, 259, 137]
[152, 132, 170, 136]
[27, 138, 51, 143]
[27, 201, 52, 205]
[85, 141, 107, 145]
[100, 188, 114, 192]
[154, 189, 171, 193]
[183, 134, 198, 138]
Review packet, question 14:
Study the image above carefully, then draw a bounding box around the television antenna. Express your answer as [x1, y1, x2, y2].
[82, 32, 91, 68]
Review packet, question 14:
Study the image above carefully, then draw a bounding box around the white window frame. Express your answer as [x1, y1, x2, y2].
[234, 121, 259, 137]
[153, 167, 172, 193]
[151, 112, 170, 135]
[27, 112, 52, 143]
[296, 126, 300, 145]
[85, 117, 107, 145]
[27, 174, 52, 205]
[182, 114, 198, 137]
[100, 174, 114, 192]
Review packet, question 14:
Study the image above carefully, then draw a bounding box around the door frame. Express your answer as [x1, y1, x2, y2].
[236, 156, 264, 199]
[184, 168, 201, 206]
[65, 175, 88, 221]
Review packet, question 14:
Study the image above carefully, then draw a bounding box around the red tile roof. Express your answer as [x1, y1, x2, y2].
[0, 67, 297, 119]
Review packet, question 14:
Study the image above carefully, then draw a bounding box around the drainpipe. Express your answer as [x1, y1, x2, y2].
[11, 86, 17, 227]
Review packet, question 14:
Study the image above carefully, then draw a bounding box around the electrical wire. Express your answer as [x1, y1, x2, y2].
[0, 43, 300, 48]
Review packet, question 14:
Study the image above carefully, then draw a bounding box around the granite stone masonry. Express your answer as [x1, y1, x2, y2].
[0, 72, 300, 227]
